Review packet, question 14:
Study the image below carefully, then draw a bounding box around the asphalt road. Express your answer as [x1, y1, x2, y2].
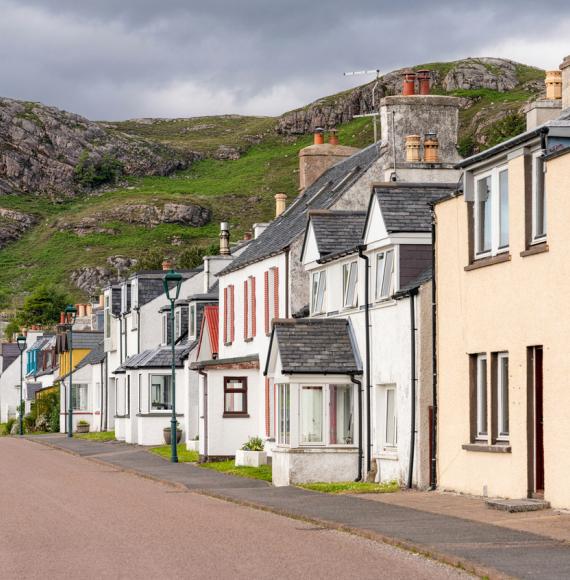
[0, 438, 469, 579]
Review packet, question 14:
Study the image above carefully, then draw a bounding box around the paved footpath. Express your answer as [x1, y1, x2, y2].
[16, 436, 570, 579]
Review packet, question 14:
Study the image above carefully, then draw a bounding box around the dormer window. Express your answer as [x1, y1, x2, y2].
[342, 261, 358, 309]
[189, 303, 197, 339]
[474, 165, 509, 258]
[311, 271, 326, 314]
[161, 312, 168, 345]
[175, 309, 182, 340]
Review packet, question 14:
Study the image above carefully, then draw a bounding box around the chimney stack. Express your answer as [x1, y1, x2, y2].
[423, 132, 439, 163]
[402, 70, 417, 96]
[219, 222, 230, 255]
[162, 259, 173, 271]
[417, 70, 431, 95]
[275, 192, 287, 217]
[313, 128, 325, 145]
[545, 70, 562, 100]
[405, 135, 421, 162]
[328, 129, 339, 145]
[524, 68, 564, 130]
[560, 55, 570, 110]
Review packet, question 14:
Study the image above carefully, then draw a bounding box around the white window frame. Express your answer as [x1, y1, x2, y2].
[149, 374, 172, 412]
[277, 383, 290, 446]
[311, 270, 326, 314]
[531, 151, 547, 243]
[71, 383, 88, 411]
[383, 385, 397, 449]
[328, 384, 355, 446]
[476, 354, 488, 440]
[496, 352, 509, 441]
[300, 385, 324, 445]
[189, 303, 197, 339]
[245, 276, 255, 340]
[175, 309, 182, 340]
[121, 284, 128, 314]
[131, 280, 138, 330]
[342, 261, 358, 309]
[104, 295, 111, 339]
[375, 249, 395, 301]
[474, 164, 509, 259]
[161, 312, 168, 346]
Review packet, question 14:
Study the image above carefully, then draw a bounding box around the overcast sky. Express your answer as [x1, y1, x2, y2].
[0, 0, 568, 120]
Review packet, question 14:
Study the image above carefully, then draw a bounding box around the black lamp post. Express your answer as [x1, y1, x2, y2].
[163, 269, 183, 463]
[16, 334, 27, 436]
[65, 305, 78, 437]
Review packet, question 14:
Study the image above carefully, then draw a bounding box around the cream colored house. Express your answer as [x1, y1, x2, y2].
[435, 61, 570, 508]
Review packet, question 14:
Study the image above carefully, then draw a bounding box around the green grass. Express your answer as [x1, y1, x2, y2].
[199, 459, 272, 482]
[298, 480, 400, 494]
[0, 423, 7, 436]
[75, 431, 116, 442]
[149, 444, 199, 462]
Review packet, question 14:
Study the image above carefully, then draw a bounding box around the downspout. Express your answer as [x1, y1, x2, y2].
[104, 353, 108, 431]
[430, 210, 438, 490]
[117, 315, 123, 364]
[351, 374, 363, 482]
[407, 288, 418, 489]
[199, 369, 208, 461]
[358, 245, 372, 475]
[100, 359, 104, 432]
[123, 314, 127, 362]
[135, 307, 141, 354]
[285, 249, 290, 318]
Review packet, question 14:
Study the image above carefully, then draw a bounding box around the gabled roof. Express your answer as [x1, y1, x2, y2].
[120, 341, 197, 371]
[304, 210, 367, 262]
[265, 318, 362, 376]
[196, 305, 219, 360]
[75, 344, 106, 371]
[371, 183, 457, 234]
[2, 342, 21, 371]
[218, 143, 382, 276]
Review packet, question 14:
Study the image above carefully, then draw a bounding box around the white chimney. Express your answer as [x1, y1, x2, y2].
[561, 55, 570, 110]
[219, 222, 230, 256]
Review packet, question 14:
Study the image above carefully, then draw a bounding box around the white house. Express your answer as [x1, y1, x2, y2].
[0, 342, 26, 423]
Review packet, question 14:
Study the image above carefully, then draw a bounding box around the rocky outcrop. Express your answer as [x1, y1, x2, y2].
[57, 202, 211, 236]
[212, 145, 241, 160]
[70, 255, 139, 295]
[0, 98, 197, 197]
[0, 208, 39, 248]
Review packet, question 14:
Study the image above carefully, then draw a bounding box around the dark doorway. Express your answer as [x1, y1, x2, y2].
[534, 347, 544, 494]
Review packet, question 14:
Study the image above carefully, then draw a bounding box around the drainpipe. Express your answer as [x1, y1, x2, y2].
[100, 358, 104, 432]
[285, 249, 290, 318]
[104, 353, 108, 431]
[351, 374, 363, 482]
[135, 307, 141, 354]
[123, 314, 128, 362]
[199, 369, 208, 461]
[430, 211, 438, 490]
[407, 288, 418, 489]
[358, 245, 372, 475]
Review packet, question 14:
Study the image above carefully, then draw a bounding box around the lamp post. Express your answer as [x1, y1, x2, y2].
[65, 305, 78, 438]
[16, 334, 27, 436]
[163, 269, 183, 463]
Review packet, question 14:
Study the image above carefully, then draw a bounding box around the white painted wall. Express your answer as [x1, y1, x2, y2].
[0, 357, 23, 423]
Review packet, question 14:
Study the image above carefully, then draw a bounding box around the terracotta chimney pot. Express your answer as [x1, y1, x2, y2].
[545, 70, 562, 100]
[313, 128, 325, 145]
[99, 294, 105, 308]
[402, 71, 417, 96]
[60, 312, 65, 324]
[416, 69, 431, 95]
[423, 132, 440, 163]
[243, 231, 253, 241]
[274, 192, 287, 217]
[405, 135, 421, 162]
[162, 259, 173, 271]
[328, 129, 339, 145]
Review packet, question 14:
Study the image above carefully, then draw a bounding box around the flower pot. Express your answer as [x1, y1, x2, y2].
[76, 424, 90, 434]
[235, 450, 267, 467]
[163, 427, 182, 445]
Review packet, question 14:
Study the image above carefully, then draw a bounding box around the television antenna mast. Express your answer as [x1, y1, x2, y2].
[343, 69, 381, 143]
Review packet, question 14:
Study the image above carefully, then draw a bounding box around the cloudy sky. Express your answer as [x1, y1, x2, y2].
[0, 0, 568, 120]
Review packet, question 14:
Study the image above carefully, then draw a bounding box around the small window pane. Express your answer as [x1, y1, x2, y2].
[477, 356, 488, 438]
[381, 250, 394, 298]
[301, 386, 323, 443]
[534, 156, 546, 239]
[499, 170, 509, 248]
[330, 385, 353, 444]
[343, 262, 358, 307]
[375, 253, 385, 300]
[385, 388, 397, 447]
[189, 304, 196, 338]
[499, 354, 509, 437]
[224, 378, 247, 414]
[278, 384, 290, 445]
[150, 375, 172, 411]
[476, 176, 492, 254]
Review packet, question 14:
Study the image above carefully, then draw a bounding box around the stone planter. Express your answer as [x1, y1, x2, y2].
[163, 428, 182, 445]
[76, 423, 90, 434]
[187, 440, 199, 452]
[235, 450, 267, 467]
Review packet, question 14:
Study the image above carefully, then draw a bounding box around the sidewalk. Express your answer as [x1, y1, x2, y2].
[30, 435, 570, 579]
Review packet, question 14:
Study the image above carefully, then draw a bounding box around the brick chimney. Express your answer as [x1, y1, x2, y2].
[219, 222, 230, 255]
[298, 130, 360, 191]
[561, 55, 570, 110]
[274, 192, 287, 217]
[524, 68, 564, 130]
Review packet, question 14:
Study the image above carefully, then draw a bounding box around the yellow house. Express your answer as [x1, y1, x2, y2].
[435, 63, 570, 508]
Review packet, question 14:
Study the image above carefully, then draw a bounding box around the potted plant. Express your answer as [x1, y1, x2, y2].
[163, 421, 182, 445]
[187, 435, 199, 452]
[235, 436, 267, 467]
[76, 420, 90, 434]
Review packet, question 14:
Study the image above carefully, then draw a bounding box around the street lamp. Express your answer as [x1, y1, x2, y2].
[16, 334, 26, 436]
[65, 305, 78, 438]
[163, 269, 183, 463]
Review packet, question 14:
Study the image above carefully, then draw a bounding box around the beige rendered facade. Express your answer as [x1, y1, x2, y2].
[435, 128, 570, 508]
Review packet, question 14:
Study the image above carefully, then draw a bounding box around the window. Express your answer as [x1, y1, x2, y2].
[264, 268, 279, 334]
[476, 354, 488, 440]
[384, 386, 397, 448]
[71, 384, 88, 411]
[175, 309, 182, 340]
[342, 262, 358, 308]
[104, 295, 111, 339]
[265, 378, 275, 438]
[131, 280, 138, 330]
[329, 385, 354, 445]
[375, 249, 395, 300]
[300, 386, 323, 444]
[189, 304, 197, 339]
[161, 312, 168, 345]
[223, 377, 248, 416]
[278, 383, 290, 445]
[495, 352, 509, 441]
[121, 284, 128, 314]
[311, 271, 326, 314]
[474, 166, 509, 257]
[532, 152, 546, 241]
[244, 276, 256, 340]
[223, 285, 235, 344]
[150, 375, 172, 411]
[138, 373, 142, 413]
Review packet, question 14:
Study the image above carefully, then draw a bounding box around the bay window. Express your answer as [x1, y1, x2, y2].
[375, 249, 395, 300]
[300, 386, 323, 444]
[150, 375, 172, 411]
[311, 271, 326, 314]
[342, 261, 358, 308]
[223, 377, 247, 416]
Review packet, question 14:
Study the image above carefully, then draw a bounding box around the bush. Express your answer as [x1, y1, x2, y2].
[241, 436, 264, 452]
[5, 417, 16, 434]
[35, 414, 49, 432]
[77, 420, 90, 427]
[74, 150, 123, 188]
[23, 414, 35, 432]
[17, 285, 72, 327]
[48, 404, 59, 433]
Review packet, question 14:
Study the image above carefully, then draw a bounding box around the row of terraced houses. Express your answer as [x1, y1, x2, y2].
[3, 54, 570, 509]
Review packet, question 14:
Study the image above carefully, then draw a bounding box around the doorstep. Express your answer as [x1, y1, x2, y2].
[486, 498, 551, 513]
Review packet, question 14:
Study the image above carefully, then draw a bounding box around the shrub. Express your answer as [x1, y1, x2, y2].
[23, 414, 35, 432]
[5, 417, 16, 434]
[74, 150, 123, 188]
[77, 420, 90, 427]
[241, 436, 264, 452]
[48, 404, 59, 433]
[35, 415, 49, 432]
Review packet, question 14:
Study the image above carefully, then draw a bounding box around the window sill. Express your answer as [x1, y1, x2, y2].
[223, 413, 250, 418]
[520, 243, 549, 257]
[462, 443, 511, 453]
[224, 342, 233, 347]
[465, 253, 511, 271]
[136, 413, 183, 418]
[244, 337, 254, 343]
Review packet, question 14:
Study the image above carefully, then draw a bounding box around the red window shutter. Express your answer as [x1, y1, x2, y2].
[243, 280, 248, 339]
[273, 267, 279, 319]
[230, 285, 235, 342]
[251, 276, 256, 337]
[264, 271, 269, 335]
[265, 377, 270, 437]
[223, 287, 228, 344]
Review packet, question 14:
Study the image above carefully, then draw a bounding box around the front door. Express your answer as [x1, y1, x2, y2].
[534, 347, 545, 495]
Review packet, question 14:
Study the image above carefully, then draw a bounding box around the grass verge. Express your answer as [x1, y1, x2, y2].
[297, 480, 400, 494]
[75, 431, 116, 442]
[199, 459, 272, 482]
[149, 444, 199, 463]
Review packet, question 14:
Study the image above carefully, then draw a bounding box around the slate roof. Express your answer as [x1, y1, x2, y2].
[266, 318, 362, 375]
[373, 183, 457, 233]
[57, 331, 104, 353]
[75, 343, 105, 370]
[2, 342, 21, 371]
[308, 210, 367, 260]
[120, 342, 197, 370]
[218, 143, 381, 276]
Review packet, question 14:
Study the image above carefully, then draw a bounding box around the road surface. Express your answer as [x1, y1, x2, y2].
[0, 438, 468, 579]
